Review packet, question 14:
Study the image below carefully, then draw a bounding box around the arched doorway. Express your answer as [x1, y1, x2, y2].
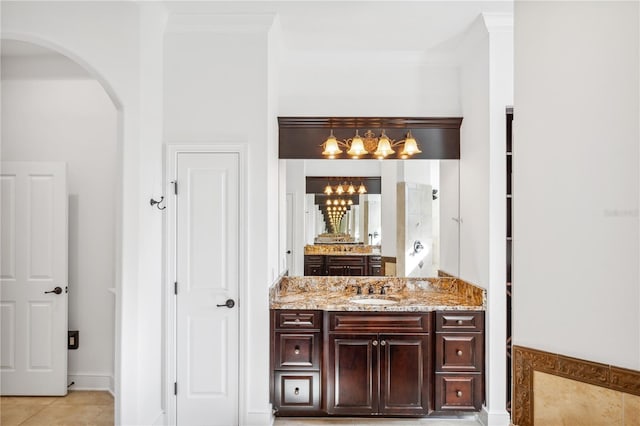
[1, 38, 121, 406]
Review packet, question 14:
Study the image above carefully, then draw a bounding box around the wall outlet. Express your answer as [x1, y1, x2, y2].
[68, 330, 79, 350]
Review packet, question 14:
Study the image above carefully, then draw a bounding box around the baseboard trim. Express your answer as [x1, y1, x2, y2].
[479, 406, 511, 426]
[243, 408, 273, 426]
[67, 372, 113, 393]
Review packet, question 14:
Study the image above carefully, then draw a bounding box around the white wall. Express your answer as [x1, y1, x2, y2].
[163, 14, 278, 424]
[514, 1, 639, 370]
[457, 14, 513, 424]
[458, 21, 490, 289]
[1, 2, 165, 424]
[1, 57, 116, 391]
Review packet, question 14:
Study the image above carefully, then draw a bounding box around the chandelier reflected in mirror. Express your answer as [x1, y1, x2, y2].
[321, 129, 421, 160]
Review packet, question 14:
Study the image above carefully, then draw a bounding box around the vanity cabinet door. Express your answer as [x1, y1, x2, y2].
[326, 334, 378, 415]
[379, 334, 431, 416]
[303, 255, 325, 276]
[368, 256, 382, 276]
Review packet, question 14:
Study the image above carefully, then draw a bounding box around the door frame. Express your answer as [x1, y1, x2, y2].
[164, 143, 248, 425]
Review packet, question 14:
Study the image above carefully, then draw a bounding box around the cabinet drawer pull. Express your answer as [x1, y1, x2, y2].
[294, 318, 301, 323]
[456, 390, 463, 397]
[456, 350, 463, 356]
[457, 319, 463, 325]
[372, 340, 378, 346]
[294, 387, 300, 395]
[294, 346, 300, 355]
[380, 340, 386, 346]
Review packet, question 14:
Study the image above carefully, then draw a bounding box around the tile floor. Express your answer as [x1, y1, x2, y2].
[0, 391, 113, 426]
[0, 392, 482, 426]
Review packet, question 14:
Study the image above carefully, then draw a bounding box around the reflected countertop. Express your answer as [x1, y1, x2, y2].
[270, 276, 485, 312]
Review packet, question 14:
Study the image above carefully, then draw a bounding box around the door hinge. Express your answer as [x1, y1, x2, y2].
[174, 282, 178, 295]
[174, 382, 177, 395]
[172, 180, 178, 195]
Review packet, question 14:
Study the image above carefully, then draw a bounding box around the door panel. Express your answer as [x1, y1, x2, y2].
[1, 162, 68, 395]
[327, 335, 377, 415]
[379, 335, 431, 415]
[176, 152, 239, 425]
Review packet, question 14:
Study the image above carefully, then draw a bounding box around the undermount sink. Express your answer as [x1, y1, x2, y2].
[350, 297, 399, 305]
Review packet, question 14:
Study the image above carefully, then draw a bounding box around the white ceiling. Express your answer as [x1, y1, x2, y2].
[1, 1, 513, 57]
[164, 1, 512, 53]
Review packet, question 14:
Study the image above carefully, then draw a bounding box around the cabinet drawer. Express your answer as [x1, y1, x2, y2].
[434, 373, 482, 411]
[329, 312, 431, 333]
[273, 371, 321, 412]
[275, 310, 322, 330]
[327, 255, 366, 266]
[435, 334, 483, 372]
[435, 311, 484, 332]
[274, 332, 320, 369]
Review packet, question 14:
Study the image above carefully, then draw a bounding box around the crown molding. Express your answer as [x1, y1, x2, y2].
[166, 13, 276, 34]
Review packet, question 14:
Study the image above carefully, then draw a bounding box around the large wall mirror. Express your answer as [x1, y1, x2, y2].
[284, 159, 460, 278]
[280, 116, 462, 278]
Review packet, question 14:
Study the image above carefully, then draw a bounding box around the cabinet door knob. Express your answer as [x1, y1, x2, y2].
[456, 390, 463, 397]
[457, 319, 463, 325]
[294, 346, 300, 355]
[372, 340, 378, 346]
[380, 340, 386, 346]
[456, 350, 463, 356]
[294, 387, 300, 395]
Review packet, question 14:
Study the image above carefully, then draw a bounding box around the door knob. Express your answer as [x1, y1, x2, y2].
[286, 250, 291, 254]
[44, 286, 63, 295]
[216, 299, 235, 308]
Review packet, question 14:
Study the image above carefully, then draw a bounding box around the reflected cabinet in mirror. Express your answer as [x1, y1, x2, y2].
[285, 159, 460, 278]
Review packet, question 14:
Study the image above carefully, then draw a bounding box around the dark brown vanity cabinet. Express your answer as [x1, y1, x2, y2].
[303, 255, 383, 276]
[367, 255, 382, 276]
[434, 311, 485, 412]
[326, 312, 432, 416]
[271, 310, 323, 415]
[326, 255, 367, 276]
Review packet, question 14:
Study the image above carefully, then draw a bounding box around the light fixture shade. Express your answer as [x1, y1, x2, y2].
[324, 184, 333, 195]
[347, 183, 356, 194]
[322, 131, 342, 158]
[333, 199, 339, 205]
[326, 200, 331, 205]
[400, 131, 421, 158]
[347, 199, 353, 205]
[374, 131, 395, 158]
[335, 184, 344, 195]
[358, 183, 367, 194]
[347, 130, 368, 158]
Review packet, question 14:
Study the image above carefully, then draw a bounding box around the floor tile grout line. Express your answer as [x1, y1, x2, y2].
[16, 403, 50, 426]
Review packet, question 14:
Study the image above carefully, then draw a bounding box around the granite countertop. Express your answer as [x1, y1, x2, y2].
[270, 276, 485, 312]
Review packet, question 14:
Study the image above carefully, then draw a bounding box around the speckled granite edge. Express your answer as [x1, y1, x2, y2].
[269, 275, 485, 312]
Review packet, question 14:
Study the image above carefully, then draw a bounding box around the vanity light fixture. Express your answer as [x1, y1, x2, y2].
[321, 129, 422, 160]
[324, 181, 367, 195]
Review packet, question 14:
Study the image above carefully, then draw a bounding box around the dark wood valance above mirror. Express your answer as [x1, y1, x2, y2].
[278, 117, 463, 160]
[305, 177, 382, 195]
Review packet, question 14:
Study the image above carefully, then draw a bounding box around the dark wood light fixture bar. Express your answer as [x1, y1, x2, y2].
[278, 116, 463, 160]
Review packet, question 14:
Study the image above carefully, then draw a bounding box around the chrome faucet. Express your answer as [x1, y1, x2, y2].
[380, 285, 390, 295]
[368, 286, 375, 295]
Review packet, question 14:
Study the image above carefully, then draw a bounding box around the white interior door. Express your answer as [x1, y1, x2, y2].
[175, 152, 239, 425]
[1, 162, 68, 395]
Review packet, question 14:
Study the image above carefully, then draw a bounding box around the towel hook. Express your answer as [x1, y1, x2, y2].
[150, 196, 166, 210]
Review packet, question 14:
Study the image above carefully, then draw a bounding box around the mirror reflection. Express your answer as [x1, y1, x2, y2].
[286, 159, 460, 278]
